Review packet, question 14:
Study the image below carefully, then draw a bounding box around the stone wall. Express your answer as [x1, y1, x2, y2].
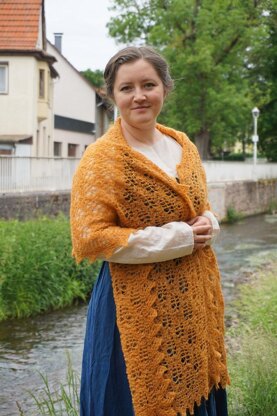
[208, 179, 277, 220]
[0, 191, 70, 220]
[0, 179, 276, 221]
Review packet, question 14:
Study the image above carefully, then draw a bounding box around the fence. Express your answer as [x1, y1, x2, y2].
[0, 156, 277, 193]
[0, 157, 80, 193]
[203, 160, 277, 183]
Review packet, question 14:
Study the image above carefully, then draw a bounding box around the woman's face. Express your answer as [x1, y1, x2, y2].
[113, 59, 165, 129]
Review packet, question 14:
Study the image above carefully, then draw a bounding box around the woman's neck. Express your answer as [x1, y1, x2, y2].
[121, 120, 162, 146]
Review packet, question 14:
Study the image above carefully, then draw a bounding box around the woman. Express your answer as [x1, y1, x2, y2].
[71, 46, 230, 416]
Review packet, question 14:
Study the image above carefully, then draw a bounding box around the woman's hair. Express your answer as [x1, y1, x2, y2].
[104, 46, 174, 98]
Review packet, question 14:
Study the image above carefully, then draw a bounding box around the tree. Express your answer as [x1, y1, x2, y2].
[81, 69, 104, 88]
[251, 4, 277, 161]
[107, 0, 272, 159]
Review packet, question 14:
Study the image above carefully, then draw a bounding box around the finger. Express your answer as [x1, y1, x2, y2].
[194, 242, 207, 250]
[189, 216, 210, 227]
[187, 217, 199, 225]
[194, 234, 212, 244]
[192, 225, 212, 235]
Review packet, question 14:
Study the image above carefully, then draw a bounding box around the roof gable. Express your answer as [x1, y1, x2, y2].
[0, 0, 44, 50]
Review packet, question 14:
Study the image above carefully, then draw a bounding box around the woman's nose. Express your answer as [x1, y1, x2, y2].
[133, 88, 146, 102]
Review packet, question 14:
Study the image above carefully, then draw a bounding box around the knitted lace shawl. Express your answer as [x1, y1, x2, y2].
[70, 118, 230, 416]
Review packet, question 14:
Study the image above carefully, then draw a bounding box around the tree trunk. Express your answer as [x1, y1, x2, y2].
[195, 129, 210, 160]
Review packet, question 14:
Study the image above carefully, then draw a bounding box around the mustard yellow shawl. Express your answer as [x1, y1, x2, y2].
[70, 119, 230, 416]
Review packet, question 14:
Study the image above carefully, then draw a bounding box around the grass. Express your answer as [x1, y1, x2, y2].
[227, 252, 277, 416]
[268, 199, 277, 215]
[17, 353, 80, 415]
[0, 215, 100, 321]
[225, 206, 244, 224]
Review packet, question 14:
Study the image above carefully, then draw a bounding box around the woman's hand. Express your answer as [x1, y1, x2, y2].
[187, 216, 212, 251]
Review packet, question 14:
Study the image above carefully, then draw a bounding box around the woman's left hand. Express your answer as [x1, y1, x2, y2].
[187, 215, 212, 230]
[187, 216, 213, 250]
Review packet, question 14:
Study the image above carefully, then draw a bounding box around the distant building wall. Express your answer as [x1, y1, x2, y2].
[47, 42, 96, 122]
[0, 55, 54, 157]
[0, 179, 276, 221]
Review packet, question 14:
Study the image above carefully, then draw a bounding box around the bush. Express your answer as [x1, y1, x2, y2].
[0, 216, 100, 320]
[260, 136, 277, 162]
[212, 153, 246, 161]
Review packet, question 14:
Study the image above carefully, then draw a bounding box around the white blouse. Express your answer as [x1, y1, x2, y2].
[104, 134, 220, 264]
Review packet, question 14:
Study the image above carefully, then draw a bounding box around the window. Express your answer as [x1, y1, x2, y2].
[0, 148, 12, 155]
[54, 141, 62, 157]
[68, 143, 78, 157]
[39, 69, 45, 98]
[0, 63, 8, 94]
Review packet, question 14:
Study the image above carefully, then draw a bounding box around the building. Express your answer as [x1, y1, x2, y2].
[0, 0, 58, 156]
[47, 36, 111, 158]
[0, 0, 112, 158]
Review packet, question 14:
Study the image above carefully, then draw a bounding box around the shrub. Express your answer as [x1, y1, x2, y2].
[211, 153, 248, 161]
[0, 216, 100, 320]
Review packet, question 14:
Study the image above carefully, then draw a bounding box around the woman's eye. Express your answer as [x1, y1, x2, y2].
[144, 83, 155, 89]
[120, 85, 132, 92]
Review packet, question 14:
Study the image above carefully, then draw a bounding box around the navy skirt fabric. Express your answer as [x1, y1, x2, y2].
[80, 262, 228, 416]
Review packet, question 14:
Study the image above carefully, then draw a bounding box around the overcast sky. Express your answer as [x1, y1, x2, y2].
[45, 0, 123, 71]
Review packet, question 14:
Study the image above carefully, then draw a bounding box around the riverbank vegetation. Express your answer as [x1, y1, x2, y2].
[17, 354, 80, 416]
[21, 252, 277, 415]
[0, 216, 100, 321]
[227, 252, 277, 415]
[225, 207, 244, 224]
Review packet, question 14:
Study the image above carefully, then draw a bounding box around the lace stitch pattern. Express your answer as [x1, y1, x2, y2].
[70, 119, 230, 415]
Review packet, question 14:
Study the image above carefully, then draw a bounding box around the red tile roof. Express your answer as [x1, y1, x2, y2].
[0, 0, 43, 50]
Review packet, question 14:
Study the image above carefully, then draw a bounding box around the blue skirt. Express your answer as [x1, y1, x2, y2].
[80, 262, 228, 416]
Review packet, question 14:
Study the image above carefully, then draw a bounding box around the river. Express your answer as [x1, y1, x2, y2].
[0, 214, 276, 415]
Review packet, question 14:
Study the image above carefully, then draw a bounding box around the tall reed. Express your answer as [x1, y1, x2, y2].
[17, 353, 80, 415]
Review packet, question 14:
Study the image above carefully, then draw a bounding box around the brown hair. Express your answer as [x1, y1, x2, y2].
[104, 46, 174, 98]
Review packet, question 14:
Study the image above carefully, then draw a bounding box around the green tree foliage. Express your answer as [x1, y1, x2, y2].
[254, 5, 277, 161]
[81, 68, 104, 88]
[107, 0, 273, 159]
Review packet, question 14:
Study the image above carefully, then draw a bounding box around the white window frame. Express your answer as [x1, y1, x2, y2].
[0, 63, 9, 94]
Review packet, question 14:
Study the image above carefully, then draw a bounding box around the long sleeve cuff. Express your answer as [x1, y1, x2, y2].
[105, 222, 194, 264]
[202, 210, 220, 246]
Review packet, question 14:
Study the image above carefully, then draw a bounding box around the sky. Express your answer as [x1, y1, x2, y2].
[45, 0, 123, 71]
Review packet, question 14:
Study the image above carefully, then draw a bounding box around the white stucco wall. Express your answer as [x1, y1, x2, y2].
[0, 55, 54, 157]
[0, 56, 37, 134]
[47, 42, 96, 122]
[53, 129, 96, 158]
